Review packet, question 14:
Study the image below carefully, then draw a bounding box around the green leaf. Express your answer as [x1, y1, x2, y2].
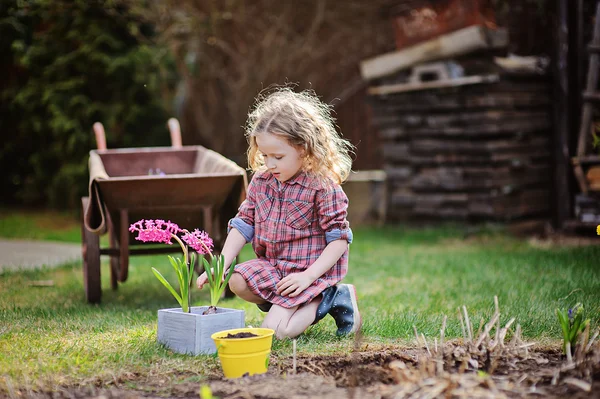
[168, 255, 184, 285]
[215, 254, 225, 287]
[569, 312, 586, 344]
[152, 267, 182, 306]
[180, 259, 189, 313]
[188, 253, 196, 287]
[223, 257, 236, 287]
[556, 309, 570, 350]
[169, 255, 186, 307]
[203, 257, 214, 286]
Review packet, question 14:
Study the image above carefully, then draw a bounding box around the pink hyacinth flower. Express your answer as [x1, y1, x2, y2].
[129, 219, 181, 245]
[181, 229, 214, 255]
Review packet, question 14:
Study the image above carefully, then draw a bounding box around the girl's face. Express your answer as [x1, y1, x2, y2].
[255, 132, 304, 182]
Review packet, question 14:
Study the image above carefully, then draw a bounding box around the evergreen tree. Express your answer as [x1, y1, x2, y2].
[0, 0, 175, 208]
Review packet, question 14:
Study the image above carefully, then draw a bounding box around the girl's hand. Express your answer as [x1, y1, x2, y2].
[276, 272, 313, 297]
[196, 272, 208, 290]
[196, 268, 229, 289]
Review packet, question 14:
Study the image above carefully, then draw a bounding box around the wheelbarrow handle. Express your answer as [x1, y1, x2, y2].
[93, 119, 182, 150]
[168, 118, 183, 148]
[93, 122, 107, 150]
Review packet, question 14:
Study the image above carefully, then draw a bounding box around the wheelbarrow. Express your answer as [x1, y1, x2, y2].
[81, 119, 247, 303]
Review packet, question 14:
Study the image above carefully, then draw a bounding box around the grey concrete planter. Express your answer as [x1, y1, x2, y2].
[157, 306, 245, 355]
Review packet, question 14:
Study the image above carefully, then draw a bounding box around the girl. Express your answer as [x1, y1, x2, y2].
[196, 88, 360, 339]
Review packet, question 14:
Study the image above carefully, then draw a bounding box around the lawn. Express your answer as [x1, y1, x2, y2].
[0, 210, 599, 396]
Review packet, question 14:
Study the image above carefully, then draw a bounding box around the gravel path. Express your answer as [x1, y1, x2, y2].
[0, 239, 81, 273]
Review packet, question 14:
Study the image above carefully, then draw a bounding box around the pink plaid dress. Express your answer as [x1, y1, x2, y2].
[228, 170, 352, 308]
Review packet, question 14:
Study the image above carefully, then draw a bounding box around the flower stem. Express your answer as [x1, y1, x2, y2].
[171, 233, 191, 312]
[171, 233, 188, 265]
[199, 240, 214, 260]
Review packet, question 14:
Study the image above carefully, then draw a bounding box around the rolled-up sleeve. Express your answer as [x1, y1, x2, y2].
[228, 217, 254, 243]
[316, 184, 353, 244]
[227, 176, 258, 243]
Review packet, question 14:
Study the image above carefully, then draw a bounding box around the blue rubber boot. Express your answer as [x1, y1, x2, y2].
[313, 284, 362, 335]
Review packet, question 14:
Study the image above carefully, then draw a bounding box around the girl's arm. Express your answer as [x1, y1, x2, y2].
[276, 239, 347, 297]
[304, 239, 347, 281]
[196, 228, 246, 289]
[220, 228, 247, 271]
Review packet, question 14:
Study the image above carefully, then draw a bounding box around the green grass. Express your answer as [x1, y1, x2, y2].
[1, 211, 600, 393]
[0, 208, 81, 243]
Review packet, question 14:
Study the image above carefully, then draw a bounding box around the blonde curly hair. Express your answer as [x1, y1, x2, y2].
[245, 87, 354, 185]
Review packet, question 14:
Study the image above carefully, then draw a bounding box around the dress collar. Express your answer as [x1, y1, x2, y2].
[255, 170, 317, 189]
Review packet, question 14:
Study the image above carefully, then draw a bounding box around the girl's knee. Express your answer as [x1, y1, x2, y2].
[228, 273, 247, 294]
[271, 324, 294, 339]
[261, 319, 277, 333]
[262, 319, 296, 339]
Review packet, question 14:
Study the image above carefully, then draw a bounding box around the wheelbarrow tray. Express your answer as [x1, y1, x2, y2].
[97, 174, 242, 210]
[82, 145, 247, 303]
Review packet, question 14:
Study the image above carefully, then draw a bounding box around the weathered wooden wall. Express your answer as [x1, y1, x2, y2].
[333, 85, 383, 170]
[368, 74, 553, 222]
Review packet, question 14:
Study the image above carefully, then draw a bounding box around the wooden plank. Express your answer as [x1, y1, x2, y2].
[583, 91, 600, 103]
[413, 206, 470, 219]
[370, 115, 407, 128]
[409, 189, 550, 219]
[402, 117, 550, 138]
[360, 25, 507, 80]
[369, 92, 551, 112]
[389, 188, 416, 208]
[423, 111, 551, 127]
[563, 219, 600, 230]
[572, 155, 600, 164]
[368, 81, 551, 106]
[464, 93, 549, 108]
[409, 152, 550, 166]
[379, 79, 550, 97]
[576, 3, 600, 156]
[383, 165, 413, 181]
[374, 111, 550, 135]
[506, 219, 550, 236]
[552, 0, 582, 229]
[410, 165, 551, 192]
[368, 75, 499, 96]
[378, 126, 407, 140]
[410, 136, 549, 155]
[382, 143, 410, 161]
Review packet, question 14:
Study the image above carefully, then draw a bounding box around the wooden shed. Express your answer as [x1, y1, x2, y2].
[355, 0, 600, 234]
[368, 70, 552, 224]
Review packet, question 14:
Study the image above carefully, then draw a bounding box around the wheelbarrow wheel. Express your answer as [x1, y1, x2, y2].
[81, 197, 102, 304]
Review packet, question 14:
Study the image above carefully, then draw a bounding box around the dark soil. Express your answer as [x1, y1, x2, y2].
[202, 306, 217, 315]
[21, 343, 600, 399]
[224, 332, 259, 338]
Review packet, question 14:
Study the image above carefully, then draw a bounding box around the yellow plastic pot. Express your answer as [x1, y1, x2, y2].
[211, 327, 275, 378]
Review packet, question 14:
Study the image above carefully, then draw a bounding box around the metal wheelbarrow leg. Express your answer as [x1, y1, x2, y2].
[81, 197, 101, 303]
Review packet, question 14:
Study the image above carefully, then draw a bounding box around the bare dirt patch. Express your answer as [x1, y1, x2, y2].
[20, 343, 599, 399]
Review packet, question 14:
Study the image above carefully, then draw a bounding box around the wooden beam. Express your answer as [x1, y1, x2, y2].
[368, 74, 500, 96]
[360, 26, 507, 81]
[552, 0, 573, 228]
[576, 3, 600, 156]
[583, 91, 600, 102]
